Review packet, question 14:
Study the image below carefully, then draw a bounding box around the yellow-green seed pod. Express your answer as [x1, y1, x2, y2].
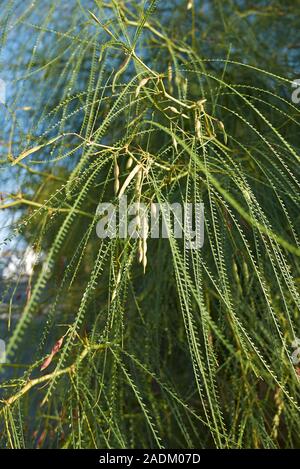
[126, 156, 133, 170]
[243, 260, 249, 283]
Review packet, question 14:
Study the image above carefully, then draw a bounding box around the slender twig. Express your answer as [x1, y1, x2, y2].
[0, 198, 94, 219]
[2, 344, 108, 408]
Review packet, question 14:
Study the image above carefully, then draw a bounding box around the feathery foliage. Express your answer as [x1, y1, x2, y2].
[0, 0, 300, 449]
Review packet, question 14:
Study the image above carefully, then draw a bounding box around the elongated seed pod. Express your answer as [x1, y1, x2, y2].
[195, 117, 201, 140]
[243, 260, 249, 283]
[142, 237, 147, 273]
[172, 134, 178, 153]
[138, 238, 143, 263]
[143, 252, 147, 273]
[135, 167, 142, 193]
[126, 156, 133, 169]
[114, 161, 119, 179]
[140, 211, 148, 273]
[232, 261, 240, 285]
[217, 120, 227, 144]
[118, 164, 141, 199]
[141, 210, 149, 239]
[135, 77, 150, 98]
[134, 167, 144, 266]
[114, 179, 120, 194]
[168, 63, 172, 82]
[114, 158, 120, 195]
